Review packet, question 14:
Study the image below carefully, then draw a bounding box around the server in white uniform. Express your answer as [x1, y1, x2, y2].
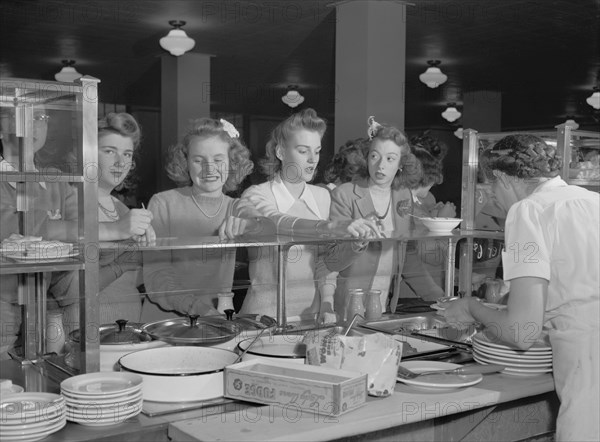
[443, 134, 599, 442]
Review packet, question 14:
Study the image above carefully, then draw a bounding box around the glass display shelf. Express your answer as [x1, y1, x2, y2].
[98, 229, 504, 251]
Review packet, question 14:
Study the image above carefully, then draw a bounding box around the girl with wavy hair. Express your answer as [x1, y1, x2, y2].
[228, 108, 378, 323]
[330, 117, 445, 318]
[142, 118, 253, 318]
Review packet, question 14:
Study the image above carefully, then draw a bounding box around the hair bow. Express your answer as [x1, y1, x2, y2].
[367, 116, 381, 140]
[220, 119, 239, 138]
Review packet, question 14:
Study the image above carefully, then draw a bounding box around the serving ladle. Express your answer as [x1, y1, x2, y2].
[233, 328, 267, 364]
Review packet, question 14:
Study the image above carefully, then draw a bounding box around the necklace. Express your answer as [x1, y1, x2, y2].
[98, 200, 119, 220]
[191, 192, 225, 219]
[374, 197, 392, 220]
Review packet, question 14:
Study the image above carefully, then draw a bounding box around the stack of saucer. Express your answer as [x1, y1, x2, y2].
[60, 372, 143, 427]
[0, 392, 66, 442]
[472, 332, 553, 377]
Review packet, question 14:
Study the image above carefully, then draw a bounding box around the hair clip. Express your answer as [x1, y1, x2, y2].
[220, 119, 239, 138]
[367, 116, 381, 140]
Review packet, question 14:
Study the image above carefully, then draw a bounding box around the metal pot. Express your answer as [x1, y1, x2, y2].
[118, 346, 238, 402]
[141, 314, 277, 351]
[64, 319, 167, 371]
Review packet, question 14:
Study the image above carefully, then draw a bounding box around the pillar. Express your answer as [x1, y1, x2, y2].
[334, 0, 407, 150]
[160, 53, 211, 190]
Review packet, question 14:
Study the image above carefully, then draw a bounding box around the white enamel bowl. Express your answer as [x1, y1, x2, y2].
[237, 335, 306, 364]
[118, 346, 238, 402]
[420, 217, 463, 233]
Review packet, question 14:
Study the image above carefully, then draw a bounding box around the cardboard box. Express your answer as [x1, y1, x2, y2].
[224, 359, 367, 416]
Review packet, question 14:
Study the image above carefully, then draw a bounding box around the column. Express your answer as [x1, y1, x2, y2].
[334, 0, 407, 150]
[160, 53, 211, 190]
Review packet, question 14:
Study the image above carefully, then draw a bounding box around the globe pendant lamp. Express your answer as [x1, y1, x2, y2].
[55, 60, 82, 82]
[586, 87, 600, 110]
[419, 60, 448, 88]
[282, 86, 304, 108]
[160, 20, 195, 56]
[442, 103, 461, 122]
[563, 118, 579, 130]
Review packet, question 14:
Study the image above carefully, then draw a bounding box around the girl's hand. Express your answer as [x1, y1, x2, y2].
[436, 202, 457, 218]
[218, 216, 254, 240]
[118, 209, 153, 238]
[439, 298, 476, 330]
[134, 224, 156, 246]
[345, 218, 382, 239]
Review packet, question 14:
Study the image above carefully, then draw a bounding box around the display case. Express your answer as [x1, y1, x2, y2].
[109, 227, 502, 333]
[556, 124, 600, 190]
[459, 126, 600, 295]
[0, 77, 100, 372]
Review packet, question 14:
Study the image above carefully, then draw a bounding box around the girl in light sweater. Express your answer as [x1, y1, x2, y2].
[142, 118, 253, 318]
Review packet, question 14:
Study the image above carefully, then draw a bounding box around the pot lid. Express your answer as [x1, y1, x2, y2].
[70, 319, 153, 345]
[141, 315, 245, 345]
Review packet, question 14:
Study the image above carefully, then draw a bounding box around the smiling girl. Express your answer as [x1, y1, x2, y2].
[142, 118, 253, 318]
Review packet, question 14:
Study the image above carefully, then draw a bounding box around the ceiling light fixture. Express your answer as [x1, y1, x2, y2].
[282, 86, 305, 108]
[419, 60, 448, 88]
[563, 118, 579, 130]
[54, 60, 82, 82]
[441, 103, 461, 122]
[454, 127, 464, 139]
[586, 87, 600, 109]
[160, 20, 195, 56]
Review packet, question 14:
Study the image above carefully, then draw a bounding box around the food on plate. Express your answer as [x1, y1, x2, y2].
[0, 233, 73, 258]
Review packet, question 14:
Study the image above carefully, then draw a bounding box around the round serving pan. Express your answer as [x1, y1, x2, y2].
[64, 320, 168, 371]
[118, 346, 238, 402]
[237, 334, 306, 364]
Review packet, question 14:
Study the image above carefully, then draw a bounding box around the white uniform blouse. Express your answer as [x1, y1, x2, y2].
[502, 176, 599, 441]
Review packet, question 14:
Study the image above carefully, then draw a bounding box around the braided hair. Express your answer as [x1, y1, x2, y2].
[485, 134, 562, 179]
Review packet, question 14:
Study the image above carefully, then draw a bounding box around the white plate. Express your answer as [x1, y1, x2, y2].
[66, 404, 141, 426]
[472, 333, 552, 352]
[473, 344, 553, 360]
[472, 343, 553, 359]
[0, 412, 64, 431]
[473, 354, 552, 376]
[67, 396, 143, 416]
[66, 402, 142, 420]
[472, 349, 552, 368]
[397, 361, 483, 389]
[61, 385, 142, 401]
[0, 416, 66, 438]
[61, 372, 143, 397]
[0, 393, 65, 422]
[63, 391, 142, 407]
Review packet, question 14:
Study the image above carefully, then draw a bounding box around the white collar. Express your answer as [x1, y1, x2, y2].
[533, 176, 567, 194]
[271, 174, 322, 218]
[0, 159, 46, 190]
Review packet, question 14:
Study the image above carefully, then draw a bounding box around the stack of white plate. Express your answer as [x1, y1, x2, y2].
[0, 392, 66, 442]
[60, 372, 143, 427]
[472, 332, 553, 377]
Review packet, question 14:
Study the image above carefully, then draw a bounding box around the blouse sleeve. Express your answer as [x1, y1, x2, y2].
[236, 184, 298, 234]
[501, 200, 551, 281]
[142, 194, 197, 313]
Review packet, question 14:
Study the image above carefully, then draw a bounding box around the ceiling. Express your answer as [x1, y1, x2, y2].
[1, 0, 599, 131]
